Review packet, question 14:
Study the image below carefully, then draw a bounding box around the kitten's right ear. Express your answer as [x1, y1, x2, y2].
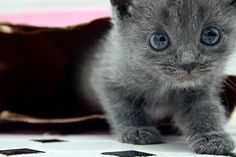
[110, 0, 133, 18]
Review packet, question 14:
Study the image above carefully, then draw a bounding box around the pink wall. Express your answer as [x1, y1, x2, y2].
[0, 11, 110, 27]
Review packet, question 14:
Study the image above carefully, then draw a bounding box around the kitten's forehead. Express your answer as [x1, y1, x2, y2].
[132, 0, 226, 26]
[135, 0, 222, 13]
[164, 0, 222, 21]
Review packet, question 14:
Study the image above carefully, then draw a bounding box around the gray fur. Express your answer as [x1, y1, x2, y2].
[83, 0, 236, 155]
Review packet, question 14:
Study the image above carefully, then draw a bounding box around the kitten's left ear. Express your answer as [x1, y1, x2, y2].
[110, 0, 133, 18]
[231, 0, 236, 6]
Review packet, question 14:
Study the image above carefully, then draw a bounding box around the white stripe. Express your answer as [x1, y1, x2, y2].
[0, 0, 110, 14]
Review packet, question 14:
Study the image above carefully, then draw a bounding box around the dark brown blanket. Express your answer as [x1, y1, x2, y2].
[0, 18, 235, 130]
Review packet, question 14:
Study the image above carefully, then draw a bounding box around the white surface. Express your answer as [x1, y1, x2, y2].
[226, 52, 236, 75]
[0, 0, 110, 14]
[0, 134, 234, 157]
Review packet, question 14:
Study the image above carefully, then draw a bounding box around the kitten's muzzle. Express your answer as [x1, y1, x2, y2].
[179, 62, 198, 73]
[176, 49, 200, 73]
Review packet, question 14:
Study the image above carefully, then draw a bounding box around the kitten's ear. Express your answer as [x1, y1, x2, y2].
[110, 0, 133, 18]
[231, 0, 236, 6]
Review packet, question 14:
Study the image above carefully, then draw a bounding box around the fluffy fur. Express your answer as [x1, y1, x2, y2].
[83, 0, 236, 155]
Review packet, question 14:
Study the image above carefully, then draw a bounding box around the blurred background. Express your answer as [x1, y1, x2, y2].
[0, 0, 111, 26]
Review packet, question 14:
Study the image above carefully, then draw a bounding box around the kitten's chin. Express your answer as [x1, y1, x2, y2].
[173, 78, 204, 89]
[176, 72, 201, 81]
[164, 72, 205, 88]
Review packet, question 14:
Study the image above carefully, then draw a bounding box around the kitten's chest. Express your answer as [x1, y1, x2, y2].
[144, 91, 177, 120]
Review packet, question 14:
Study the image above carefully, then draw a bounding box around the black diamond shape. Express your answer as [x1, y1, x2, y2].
[0, 148, 45, 156]
[102, 150, 156, 157]
[32, 139, 67, 143]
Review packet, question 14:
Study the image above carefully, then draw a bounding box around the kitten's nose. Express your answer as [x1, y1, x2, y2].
[180, 62, 198, 72]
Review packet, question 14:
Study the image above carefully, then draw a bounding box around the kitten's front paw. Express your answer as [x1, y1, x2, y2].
[188, 132, 235, 155]
[118, 126, 162, 145]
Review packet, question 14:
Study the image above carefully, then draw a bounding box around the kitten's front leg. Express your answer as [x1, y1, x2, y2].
[174, 90, 235, 155]
[100, 86, 162, 145]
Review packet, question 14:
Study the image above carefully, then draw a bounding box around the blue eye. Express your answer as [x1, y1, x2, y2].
[201, 27, 220, 46]
[149, 33, 169, 51]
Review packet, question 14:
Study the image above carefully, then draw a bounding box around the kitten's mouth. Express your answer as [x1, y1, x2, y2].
[176, 71, 201, 81]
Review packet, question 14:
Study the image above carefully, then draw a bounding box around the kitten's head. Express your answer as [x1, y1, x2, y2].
[110, 0, 236, 88]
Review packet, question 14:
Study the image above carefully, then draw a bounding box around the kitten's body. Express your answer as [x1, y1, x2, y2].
[81, 0, 236, 155]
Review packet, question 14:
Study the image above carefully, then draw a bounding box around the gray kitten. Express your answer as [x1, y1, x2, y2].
[83, 0, 236, 155]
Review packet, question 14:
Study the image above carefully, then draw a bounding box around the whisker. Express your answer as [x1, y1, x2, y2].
[224, 81, 236, 93]
[223, 91, 230, 116]
[223, 68, 236, 74]
[226, 77, 236, 89]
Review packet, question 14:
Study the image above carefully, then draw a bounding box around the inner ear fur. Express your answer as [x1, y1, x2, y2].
[110, 0, 133, 18]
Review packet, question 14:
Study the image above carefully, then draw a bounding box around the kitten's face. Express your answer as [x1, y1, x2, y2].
[111, 0, 236, 87]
